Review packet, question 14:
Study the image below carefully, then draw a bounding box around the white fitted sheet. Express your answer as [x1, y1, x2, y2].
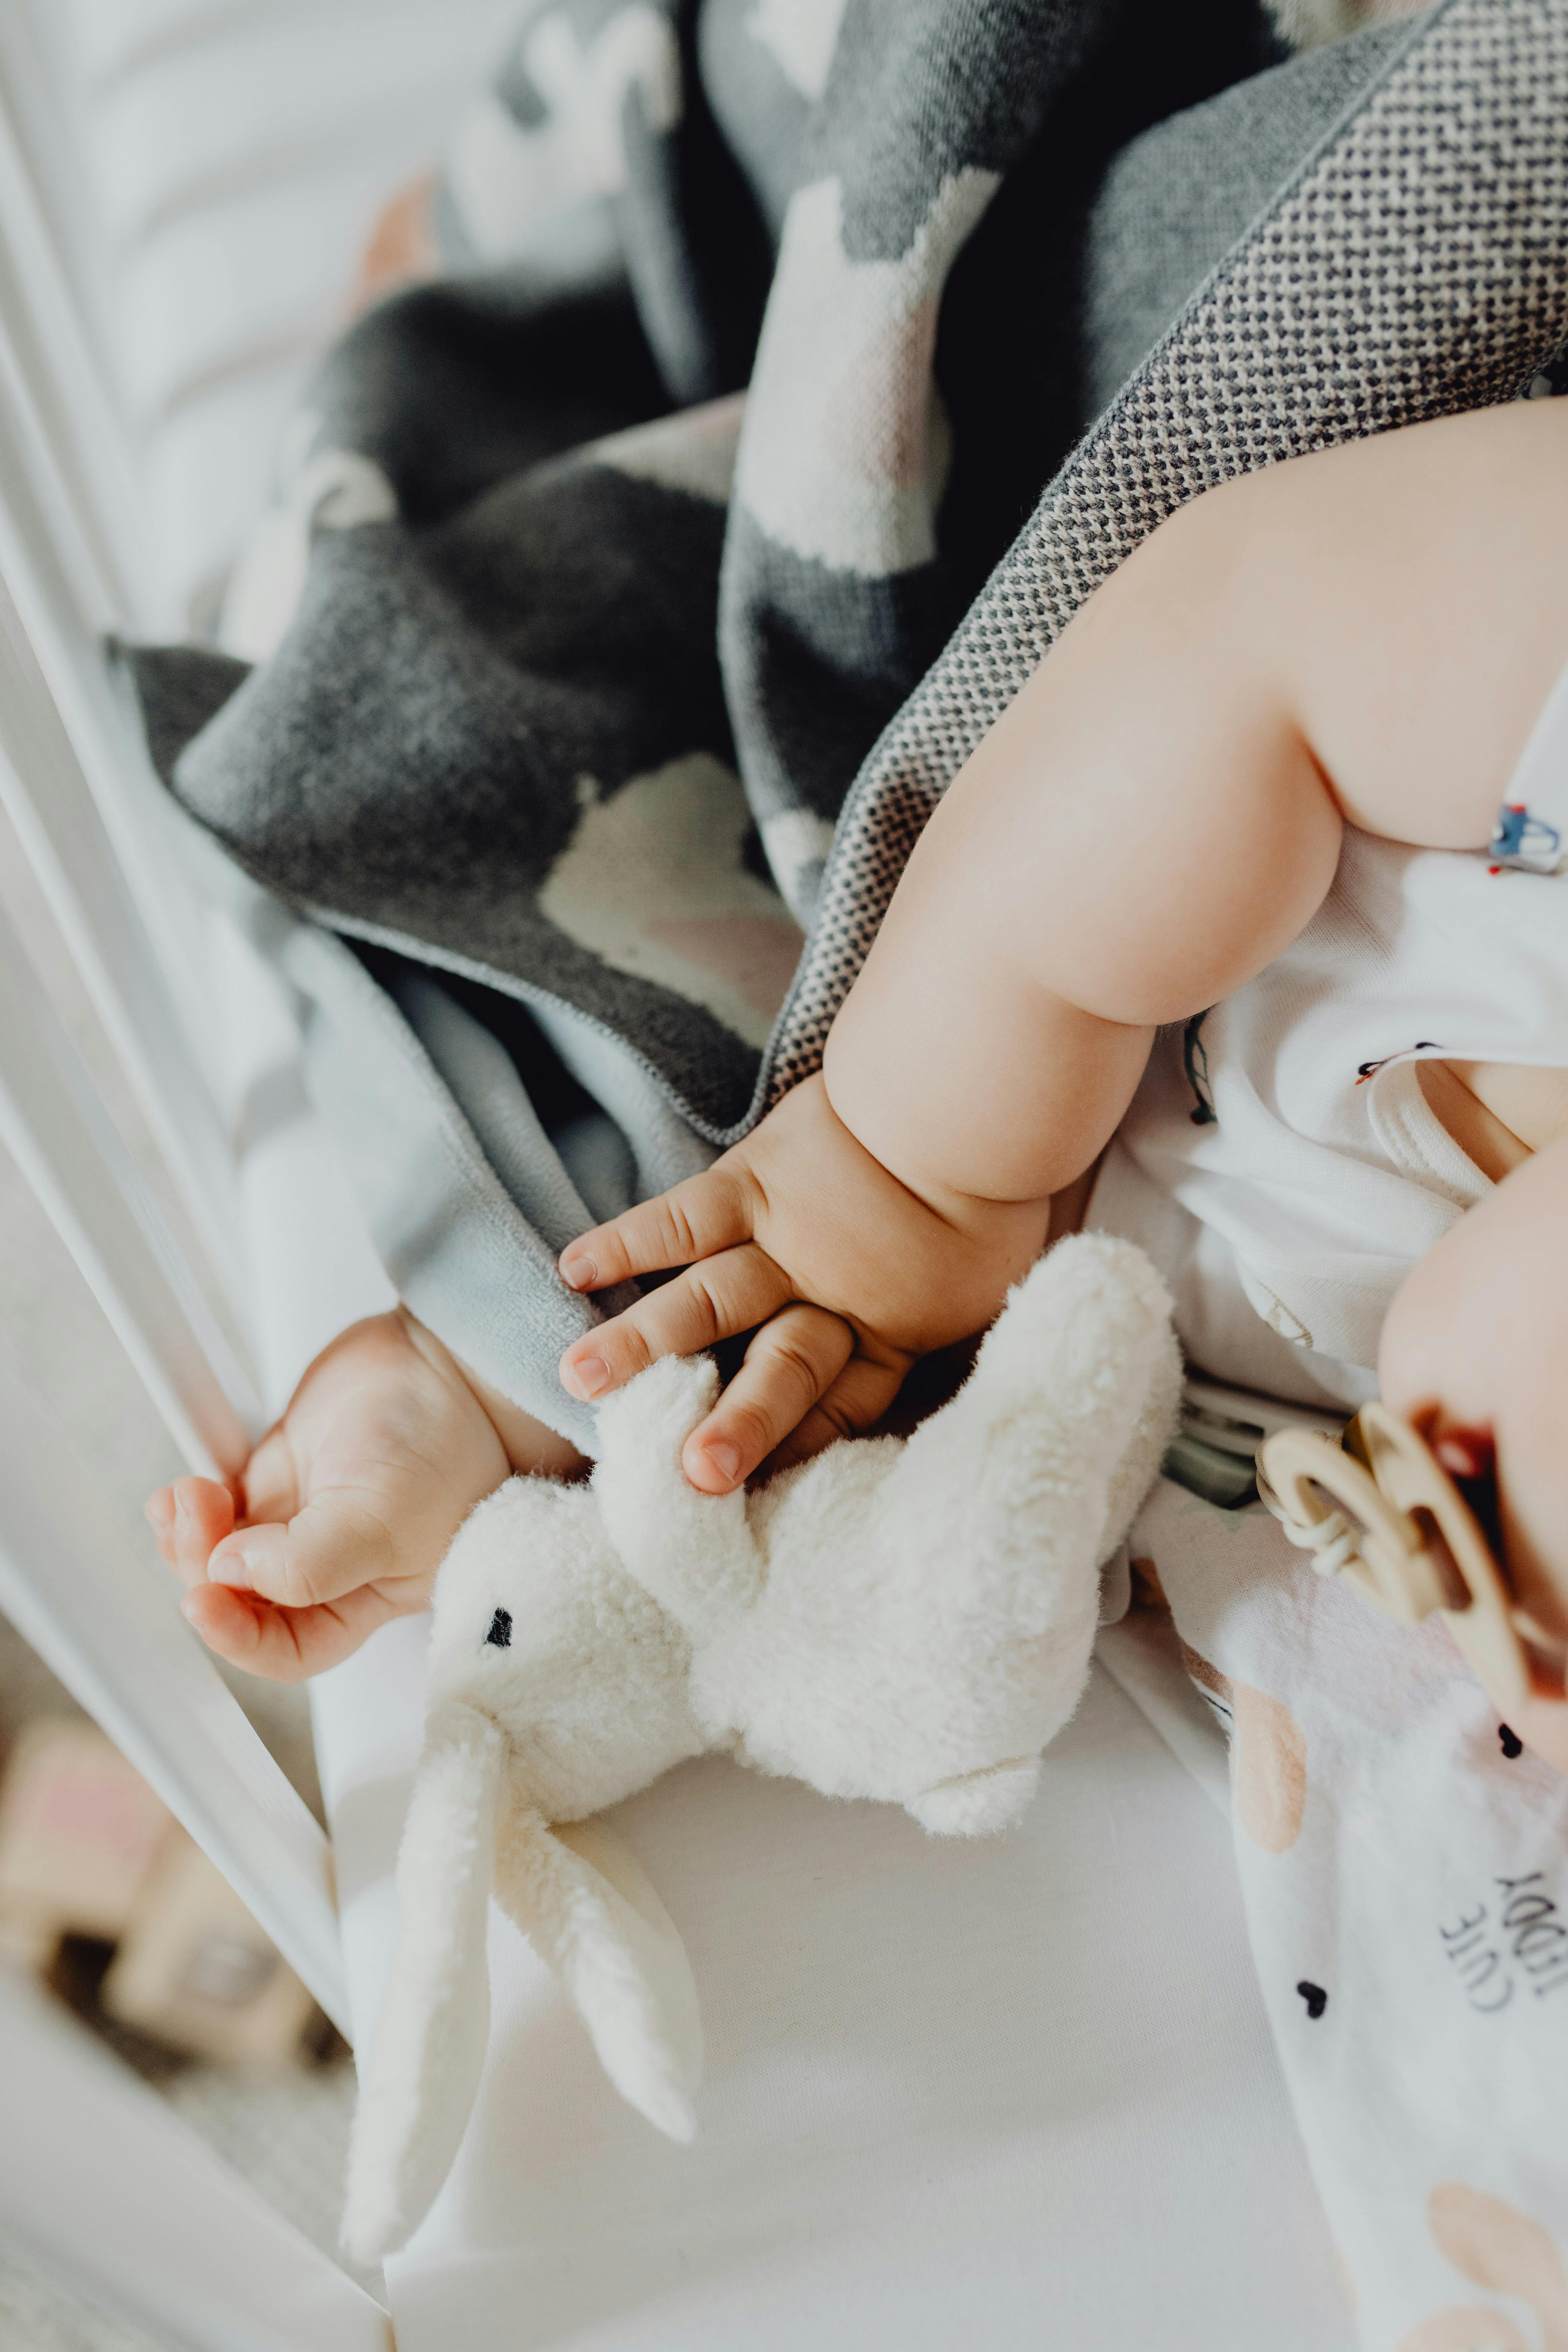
[310, 1617, 1353, 2351]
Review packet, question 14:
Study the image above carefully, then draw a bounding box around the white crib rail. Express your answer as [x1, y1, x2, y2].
[0, 897, 259, 1476]
[0, 1339, 347, 2033]
[0, 7, 118, 416]
[0, 23, 254, 1330]
[0, 0, 360, 2022]
[0, 58, 165, 639]
[0, 519, 251, 1313]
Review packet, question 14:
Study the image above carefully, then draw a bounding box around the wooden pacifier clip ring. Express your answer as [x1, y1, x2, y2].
[1255, 1402, 1556, 1718]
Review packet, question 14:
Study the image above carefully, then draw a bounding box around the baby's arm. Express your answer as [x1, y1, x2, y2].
[561, 398, 1568, 1488]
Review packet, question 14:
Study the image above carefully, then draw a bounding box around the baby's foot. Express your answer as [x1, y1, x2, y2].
[146, 1309, 580, 1680]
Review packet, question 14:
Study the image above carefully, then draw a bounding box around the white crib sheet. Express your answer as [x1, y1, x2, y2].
[311, 1616, 1356, 2352]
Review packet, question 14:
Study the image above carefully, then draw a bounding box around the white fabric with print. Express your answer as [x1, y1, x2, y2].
[1100, 1479, 1568, 2352]
[1090, 658, 1568, 1408]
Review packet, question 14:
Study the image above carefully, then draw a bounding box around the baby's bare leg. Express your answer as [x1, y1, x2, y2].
[146, 1310, 584, 1681]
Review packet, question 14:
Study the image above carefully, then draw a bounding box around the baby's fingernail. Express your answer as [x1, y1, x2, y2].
[564, 1353, 610, 1399]
[560, 1252, 596, 1291]
[211, 1547, 255, 1590]
[701, 1440, 742, 1487]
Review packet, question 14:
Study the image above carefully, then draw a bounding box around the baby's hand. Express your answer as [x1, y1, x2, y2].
[147, 1310, 581, 1680]
[557, 1073, 1052, 1491]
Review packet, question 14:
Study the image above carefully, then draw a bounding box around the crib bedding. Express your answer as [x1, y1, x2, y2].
[310, 1614, 1355, 2352]
[127, 4, 1469, 1435]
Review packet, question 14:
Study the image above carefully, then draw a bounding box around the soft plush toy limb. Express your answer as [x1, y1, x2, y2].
[685, 1235, 1182, 1825]
[593, 1354, 762, 1640]
[493, 1802, 702, 2142]
[342, 1702, 506, 2263]
[345, 1234, 1179, 2256]
[344, 1483, 705, 2262]
[905, 1754, 1044, 1837]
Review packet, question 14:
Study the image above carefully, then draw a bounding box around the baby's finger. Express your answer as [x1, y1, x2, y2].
[150, 1477, 236, 1588]
[558, 1162, 756, 1293]
[764, 1356, 909, 1474]
[680, 1305, 853, 1491]
[206, 1490, 397, 1612]
[560, 1242, 792, 1400]
[233, 1422, 301, 1528]
[181, 1578, 405, 1683]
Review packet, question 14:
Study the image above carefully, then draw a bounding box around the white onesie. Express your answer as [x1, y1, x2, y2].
[1089, 658, 1568, 1410]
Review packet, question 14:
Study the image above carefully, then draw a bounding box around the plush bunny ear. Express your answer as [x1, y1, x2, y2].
[342, 1702, 506, 2265]
[492, 1789, 702, 2142]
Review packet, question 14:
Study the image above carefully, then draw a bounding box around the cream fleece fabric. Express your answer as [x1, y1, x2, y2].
[343, 1234, 1179, 2261]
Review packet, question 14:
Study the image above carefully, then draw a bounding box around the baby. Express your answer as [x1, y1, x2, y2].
[147, 397, 1568, 1761]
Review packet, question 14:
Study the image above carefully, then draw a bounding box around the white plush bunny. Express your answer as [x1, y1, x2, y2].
[344, 1234, 1180, 2260]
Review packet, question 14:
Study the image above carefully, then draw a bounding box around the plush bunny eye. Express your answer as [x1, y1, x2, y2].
[485, 1607, 512, 1650]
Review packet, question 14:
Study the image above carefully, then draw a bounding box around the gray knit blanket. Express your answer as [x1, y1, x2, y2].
[129, 0, 1568, 1447]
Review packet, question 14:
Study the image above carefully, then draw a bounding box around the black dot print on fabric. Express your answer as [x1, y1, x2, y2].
[486, 1607, 513, 1649]
[1499, 1724, 1524, 1759]
[1296, 1981, 1328, 2020]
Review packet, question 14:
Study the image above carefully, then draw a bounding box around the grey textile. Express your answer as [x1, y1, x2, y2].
[127, 0, 1568, 1441]
[1080, 17, 1411, 416]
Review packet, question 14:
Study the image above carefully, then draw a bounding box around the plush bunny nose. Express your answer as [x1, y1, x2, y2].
[485, 1607, 512, 1648]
